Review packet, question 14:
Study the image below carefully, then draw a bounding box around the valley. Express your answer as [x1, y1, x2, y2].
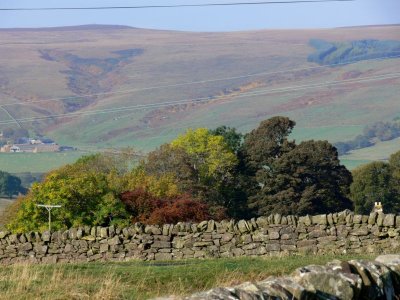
[0, 24, 399, 172]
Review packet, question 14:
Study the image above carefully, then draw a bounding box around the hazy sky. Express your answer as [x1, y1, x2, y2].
[0, 0, 399, 31]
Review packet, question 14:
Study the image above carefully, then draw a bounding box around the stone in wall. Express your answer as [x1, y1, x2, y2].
[155, 255, 400, 300]
[1, 211, 400, 264]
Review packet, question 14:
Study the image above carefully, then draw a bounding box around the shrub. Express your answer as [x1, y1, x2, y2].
[120, 189, 211, 225]
[147, 195, 210, 225]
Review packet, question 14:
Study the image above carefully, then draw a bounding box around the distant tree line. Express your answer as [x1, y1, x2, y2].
[4, 116, 400, 233]
[335, 118, 400, 155]
[308, 39, 400, 65]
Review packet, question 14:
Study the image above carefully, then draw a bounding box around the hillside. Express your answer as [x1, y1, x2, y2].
[0, 25, 399, 172]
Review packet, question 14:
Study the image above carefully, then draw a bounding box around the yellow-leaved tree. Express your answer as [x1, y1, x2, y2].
[168, 128, 238, 216]
[171, 128, 238, 182]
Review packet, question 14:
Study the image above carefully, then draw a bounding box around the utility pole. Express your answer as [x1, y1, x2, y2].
[37, 204, 61, 232]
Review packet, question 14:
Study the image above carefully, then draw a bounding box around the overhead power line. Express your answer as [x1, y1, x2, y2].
[0, 0, 355, 11]
[2, 54, 400, 108]
[0, 107, 21, 128]
[0, 72, 398, 125]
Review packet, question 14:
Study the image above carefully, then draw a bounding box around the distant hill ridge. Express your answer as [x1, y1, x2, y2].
[0, 24, 135, 32]
[1, 23, 400, 32]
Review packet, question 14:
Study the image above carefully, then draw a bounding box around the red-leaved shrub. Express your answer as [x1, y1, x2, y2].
[120, 188, 163, 222]
[147, 194, 210, 224]
[120, 189, 211, 225]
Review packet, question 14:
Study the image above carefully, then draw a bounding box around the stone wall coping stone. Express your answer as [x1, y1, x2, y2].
[154, 255, 400, 300]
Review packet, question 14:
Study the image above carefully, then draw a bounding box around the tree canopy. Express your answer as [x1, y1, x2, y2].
[209, 125, 243, 153]
[241, 116, 296, 172]
[10, 117, 397, 233]
[0, 171, 25, 198]
[7, 154, 130, 232]
[350, 150, 400, 214]
[242, 117, 353, 215]
[170, 128, 238, 181]
[144, 128, 241, 218]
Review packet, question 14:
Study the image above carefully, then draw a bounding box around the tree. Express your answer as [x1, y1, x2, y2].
[350, 161, 399, 214]
[350, 135, 373, 149]
[170, 128, 238, 181]
[143, 144, 196, 193]
[240, 117, 296, 215]
[0, 171, 25, 198]
[210, 125, 243, 153]
[241, 116, 296, 172]
[169, 128, 238, 212]
[389, 150, 400, 200]
[249, 140, 353, 215]
[124, 166, 180, 199]
[6, 154, 131, 233]
[389, 150, 400, 177]
[142, 128, 243, 217]
[1, 127, 29, 142]
[334, 141, 352, 156]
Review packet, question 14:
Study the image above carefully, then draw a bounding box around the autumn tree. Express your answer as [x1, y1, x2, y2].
[165, 128, 239, 215]
[143, 144, 195, 193]
[170, 128, 238, 184]
[124, 166, 180, 199]
[120, 188, 163, 222]
[7, 154, 131, 232]
[139, 128, 244, 218]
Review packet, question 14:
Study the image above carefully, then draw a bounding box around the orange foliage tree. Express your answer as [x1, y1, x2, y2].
[120, 188, 211, 225]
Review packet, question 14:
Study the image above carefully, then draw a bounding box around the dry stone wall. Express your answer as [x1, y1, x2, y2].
[159, 255, 400, 300]
[1, 210, 400, 264]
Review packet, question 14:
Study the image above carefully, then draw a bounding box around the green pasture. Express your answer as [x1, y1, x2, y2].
[0, 137, 398, 174]
[0, 152, 85, 173]
[0, 254, 374, 299]
[339, 159, 373, 170]
[343, 138, 400, 161]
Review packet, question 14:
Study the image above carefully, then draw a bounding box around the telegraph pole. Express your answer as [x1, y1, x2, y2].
[37, 204, 61, 232]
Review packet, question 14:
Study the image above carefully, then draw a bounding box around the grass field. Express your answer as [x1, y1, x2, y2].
[339, 159, 372, 170]
[341, 137, 400, 165]
[0, 152, 86, 173]
[0, 135, 398, 174]
[0, 137, 397, 174]
[337, 137, 400, 169]
[0, 254, 374, 299]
